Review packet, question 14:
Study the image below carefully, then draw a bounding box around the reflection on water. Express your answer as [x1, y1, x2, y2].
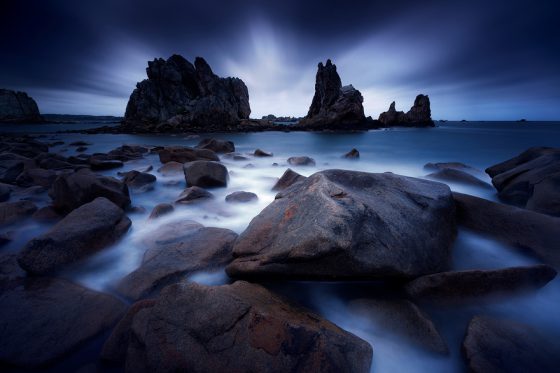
[3, 121, 560, 372]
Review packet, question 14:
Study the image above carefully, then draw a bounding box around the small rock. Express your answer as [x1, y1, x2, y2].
[120, 170, 157, 192]
[157, 161, 184, 176]
[254, 148, 273, 157]
[225, 191, 258, 203]
[76, 146, 88, 152]
[344, 148, 360, 159]
[426, 169, 492, 189]
[196, 138, 235, 153]
[287, 156, 316, 166]
[158, 146, 218, 164]
[69, 141, 91, 146]
[89, 156, 123, 170]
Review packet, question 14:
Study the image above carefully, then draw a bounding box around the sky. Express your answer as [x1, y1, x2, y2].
[1, 0, 559, 120]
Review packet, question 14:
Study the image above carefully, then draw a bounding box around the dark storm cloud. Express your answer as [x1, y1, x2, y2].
[1, 0, 559, 119]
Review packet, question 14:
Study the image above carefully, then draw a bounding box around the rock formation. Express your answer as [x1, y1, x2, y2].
[299, 60, 366, 128]
[378, 95, 434, 126]
[0, 89, 42, 123]
[122, 55, 250, 131]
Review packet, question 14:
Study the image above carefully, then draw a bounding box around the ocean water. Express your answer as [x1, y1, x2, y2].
[2, 121, 560, 372]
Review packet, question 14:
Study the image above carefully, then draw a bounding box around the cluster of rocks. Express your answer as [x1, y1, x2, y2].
[122, 55, 251, 132]
[2, 137, 560, 372]
[0, 89, 43, 123]
[378, 95, 434, 126]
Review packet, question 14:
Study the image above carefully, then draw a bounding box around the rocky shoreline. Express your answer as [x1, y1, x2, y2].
[1, 132, 560, 371]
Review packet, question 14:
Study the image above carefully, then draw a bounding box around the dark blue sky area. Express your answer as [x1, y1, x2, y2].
[1, 0, 559, 119]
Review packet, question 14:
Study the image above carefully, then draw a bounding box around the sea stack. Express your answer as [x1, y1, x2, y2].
[299, 59, 366, 128]
[122, 55, 250, 132]
[378, 94, 434, 126]
[0, 89, 42, 123]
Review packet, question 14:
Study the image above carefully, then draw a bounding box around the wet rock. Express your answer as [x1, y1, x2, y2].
[378, 95, 434, 126]
[287, 156, 316, 166]
[196, 138, 235, 153]
[116, 226, 237, 300]
[344, 148, 360, 159]
[0, 153, 33, 183]
[89, 155, 124, 170]
[0, 277, 126, 368]
[225, 191, 258, 203]
[271, 169, 307, 191]
[227, 170, 456, 280]
[299, 60, 366, 128]
[120, 170, 156, 192]
[463, 316, 559, 373]
[406, 265, 556, 304]
[140, 220, 204, 248]
[156, 160, 184, 176]
[254, 148, 273, 157]
[114, 281, 372, 372]
[49, 168, 131, 213]
[242, 163, 255, 169]
[183, 160, 228, 188]
[101, 299, 157, 363]
[15, 168, 58, 188]
[12, 185, 47, 202]
[0, 183, 11, 201]
[485, 147, 560, 216]
[0, 136, 47, 158]
[223, 152, 249, 161]
[69, 141, 91, 147]
[36, 153, 77, 170]
[0, 253, 25, 284]
[32, 205, 64, 223]
[122, 55, 250, 131]
[0, 200, 37, 227]
[424, 162, 482, 174]
[107, 145, 149, 161]
[158, 145, 219, 163]
[426, 168, 492, 189]
[452, 192, 560, 267]
[148, 203, 174, 220]
[175, 186, 214, 204]
[18, 197, 131, 275]
[350, 298, 448, 354]
[0, 89, 42, 123]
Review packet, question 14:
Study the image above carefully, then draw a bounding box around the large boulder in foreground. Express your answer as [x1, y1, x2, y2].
[0, 89, 42, 123]
[116, 225, 237, 300]
[378, 95, 433, 126]
[49, 168, 131, 213]
[108, 281, 372, 373]
[485, 147, 560, 216]
[406, 265, 556, 304]
[18, 197, 131, 275]
[227, 170, 456, 280]
[183, 160, 228, 188]
[453, 192, 560, 267]
[299, 60, 366, 128]
[0, 277, 126, 368]
[463, 316, 559, 373]
[122, 55, 250, 131]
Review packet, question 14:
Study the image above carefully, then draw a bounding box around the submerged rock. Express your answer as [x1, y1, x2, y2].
[120, 170, 157, 192]
[116, 226, 237, 300]
[0, 89, 42, 123]
[426, 168, 492, 189]
[287, 156, 316, 166]
[122, 55, 250, 131]
[156, 160, 184, 176]
[463, 316, 560, 373]
[453, 192, 560, 267]
[299, 60, 366, 128]
[405, 265, 556, 303]
[225, 191, 258, 203]
[49, 168, 131, 213]
[196, 138, 235, 153]
[485, 147, 560, 216]
[183, 160, 228, 188]
[344, 148, 360, 159]
[378, 95, 433, 126]
[18, 197, 131, 275]
[254, 148, 273, 157]
[175, 186, 214, 204]
[350, 298, 448, 354]
[271, 168, 306, 191]
[148, 203, 174, 220]
[0, 277, 126, 368]
[158, 145, 219, 163]
[227, 170, 456, 280]
[111, 281, 372, 373]
[0, 200, 37, 227]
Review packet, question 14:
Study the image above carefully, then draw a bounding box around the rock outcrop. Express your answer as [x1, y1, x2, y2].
[227, 170, 456, 280]
[299, 60, 366, 128]
[105, 281, 373, 373]
[122, 55, 250, 131]
[485, 147, 560, 216]
[378, 95, 434, 126]
[0, 89, 42, 123]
